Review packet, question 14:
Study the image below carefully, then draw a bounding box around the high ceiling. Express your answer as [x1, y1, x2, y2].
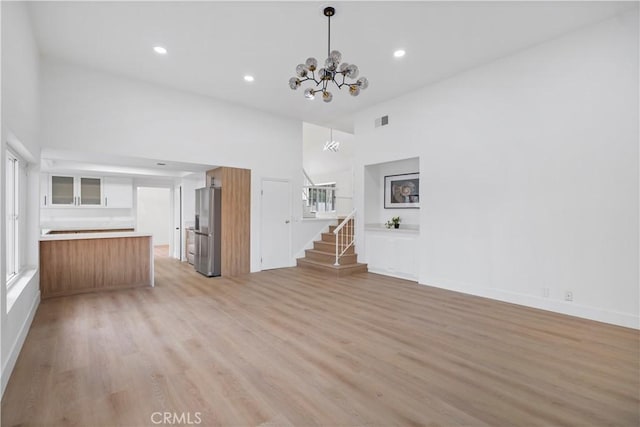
[27, 1, 634, 132]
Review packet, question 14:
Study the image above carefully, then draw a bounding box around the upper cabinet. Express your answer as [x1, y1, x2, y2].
[103, 177, 133, 208]
[47, 174, 103, 207]
[41, 174, 133, 208]
[79, 177, 102, 206]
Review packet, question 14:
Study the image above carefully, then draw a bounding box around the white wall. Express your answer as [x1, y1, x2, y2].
[1, 1, 42, 395]
[136, 187, 171, 245]
[40, 59, 303, 271]
[303, 122, 355, 215]
[354, 11, 639, 328]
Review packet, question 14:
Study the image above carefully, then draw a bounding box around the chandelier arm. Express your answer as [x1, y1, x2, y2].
[309, 71, 321, 86]
[300, 77, 321, 86]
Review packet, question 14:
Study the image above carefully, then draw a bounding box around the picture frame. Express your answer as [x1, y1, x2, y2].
[384, 173, 420, 209]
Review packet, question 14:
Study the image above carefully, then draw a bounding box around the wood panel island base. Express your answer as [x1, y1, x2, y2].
[40, 232, 153, 299]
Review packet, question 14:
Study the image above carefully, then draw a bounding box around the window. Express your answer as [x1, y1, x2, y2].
[6, 149, 20, 284]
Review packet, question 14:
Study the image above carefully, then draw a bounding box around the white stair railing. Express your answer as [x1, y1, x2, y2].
[302, 169, 315, 202]
[333, 209, 356, 266]
[303, 185, 336, 212]
[302, 169, 337, 215]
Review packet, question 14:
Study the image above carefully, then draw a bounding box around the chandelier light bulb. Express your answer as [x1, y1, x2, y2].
[296, 64, 308, 78]
[304, 88, 315, 100]
[288, 7, 369, 101]
[325, 57, 337, 71]
[346, 64, 359, 79]
[289, 77, 301, 90]
[305, 57, 318, 71]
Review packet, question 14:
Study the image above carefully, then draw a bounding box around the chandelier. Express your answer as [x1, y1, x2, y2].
[323, 129, 340, 152]
[288, 6, 369, 102]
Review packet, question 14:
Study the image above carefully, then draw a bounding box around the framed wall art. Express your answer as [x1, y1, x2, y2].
[384, 173, 420, 209]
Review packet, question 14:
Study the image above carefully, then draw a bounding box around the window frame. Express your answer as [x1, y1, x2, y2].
[6, 148, 20, 287]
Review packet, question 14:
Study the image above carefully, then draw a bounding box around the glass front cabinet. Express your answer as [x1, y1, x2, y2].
[45, 175, 104, 207]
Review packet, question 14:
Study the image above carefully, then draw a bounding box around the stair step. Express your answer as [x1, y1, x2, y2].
[304, 249, 357, 265]
[329, 225, 354, 234]
[313, 240, 355, 254]
[296, 258, 368, 277]
[321, 232, 336, 243]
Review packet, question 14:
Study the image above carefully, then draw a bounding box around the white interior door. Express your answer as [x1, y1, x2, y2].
[261, 179, 292, 270]
[173, 185, 182, 259]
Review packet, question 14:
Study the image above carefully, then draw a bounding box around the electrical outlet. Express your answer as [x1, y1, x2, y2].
[564, 291, 573, 302]
[543, 288, 550, 298]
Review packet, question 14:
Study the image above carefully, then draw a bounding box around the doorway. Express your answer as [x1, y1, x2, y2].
[136, 187, 173, 258]
[261, 179, 292, 269]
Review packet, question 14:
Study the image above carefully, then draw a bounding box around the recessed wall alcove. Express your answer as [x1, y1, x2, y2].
[363, 157, 420, 281]
[363, 157, 420, 229]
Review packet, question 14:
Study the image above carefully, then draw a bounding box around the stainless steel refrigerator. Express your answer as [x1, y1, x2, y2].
[194, 187, 222, 277]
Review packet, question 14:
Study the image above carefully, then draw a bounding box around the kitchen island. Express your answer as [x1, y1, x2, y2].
[40, 231, 154, 299]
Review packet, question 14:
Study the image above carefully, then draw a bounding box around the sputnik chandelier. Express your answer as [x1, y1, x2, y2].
[288, 6, 369, 102]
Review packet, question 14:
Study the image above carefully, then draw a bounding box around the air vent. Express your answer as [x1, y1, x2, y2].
[374, 115, 389, 128]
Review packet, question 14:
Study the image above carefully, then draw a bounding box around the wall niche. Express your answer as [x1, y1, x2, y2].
[364, 157, 420, 229]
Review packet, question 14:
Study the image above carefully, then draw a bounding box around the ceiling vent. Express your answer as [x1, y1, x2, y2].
[374, 115, 389, 128]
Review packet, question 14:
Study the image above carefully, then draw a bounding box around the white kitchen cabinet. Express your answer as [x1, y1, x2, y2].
[365, 228, 419, 280]
[40, 173, 49, 207]
[103, 177, 133, 208]
[43, 174, 104, 207]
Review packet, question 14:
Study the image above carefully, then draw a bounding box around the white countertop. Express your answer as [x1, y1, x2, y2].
[365, 223, 420, 234]
[40, 231, 153, 241]
[41, 225, 134, 231]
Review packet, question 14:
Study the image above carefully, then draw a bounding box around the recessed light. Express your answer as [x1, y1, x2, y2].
[153, 46, 168, 55]
[244, 75, 255, 82]
[393, 49, 406, 58]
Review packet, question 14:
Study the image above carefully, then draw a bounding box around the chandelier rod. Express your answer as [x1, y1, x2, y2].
[327, 12, 331, 58]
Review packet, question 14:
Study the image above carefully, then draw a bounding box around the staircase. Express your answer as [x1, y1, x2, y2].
[296, 217, 368, 277]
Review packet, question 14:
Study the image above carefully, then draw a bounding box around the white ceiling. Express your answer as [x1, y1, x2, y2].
[28, 1, 634, 132]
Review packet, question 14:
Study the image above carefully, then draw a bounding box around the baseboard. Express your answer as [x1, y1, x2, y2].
[1, 289, 41, 397]
[421, 278, 639, 330]
[368, 268, 418, 282]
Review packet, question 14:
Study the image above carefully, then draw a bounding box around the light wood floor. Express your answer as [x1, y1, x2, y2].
[153, 244, 170, 258]
[2, 258, 638, 426]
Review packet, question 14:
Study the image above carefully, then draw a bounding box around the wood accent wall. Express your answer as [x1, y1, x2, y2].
[40, 236, 153, 298]
[206, 166, 251, 276]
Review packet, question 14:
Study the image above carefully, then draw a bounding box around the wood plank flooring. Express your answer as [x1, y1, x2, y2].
[2, 258, 638, 426]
